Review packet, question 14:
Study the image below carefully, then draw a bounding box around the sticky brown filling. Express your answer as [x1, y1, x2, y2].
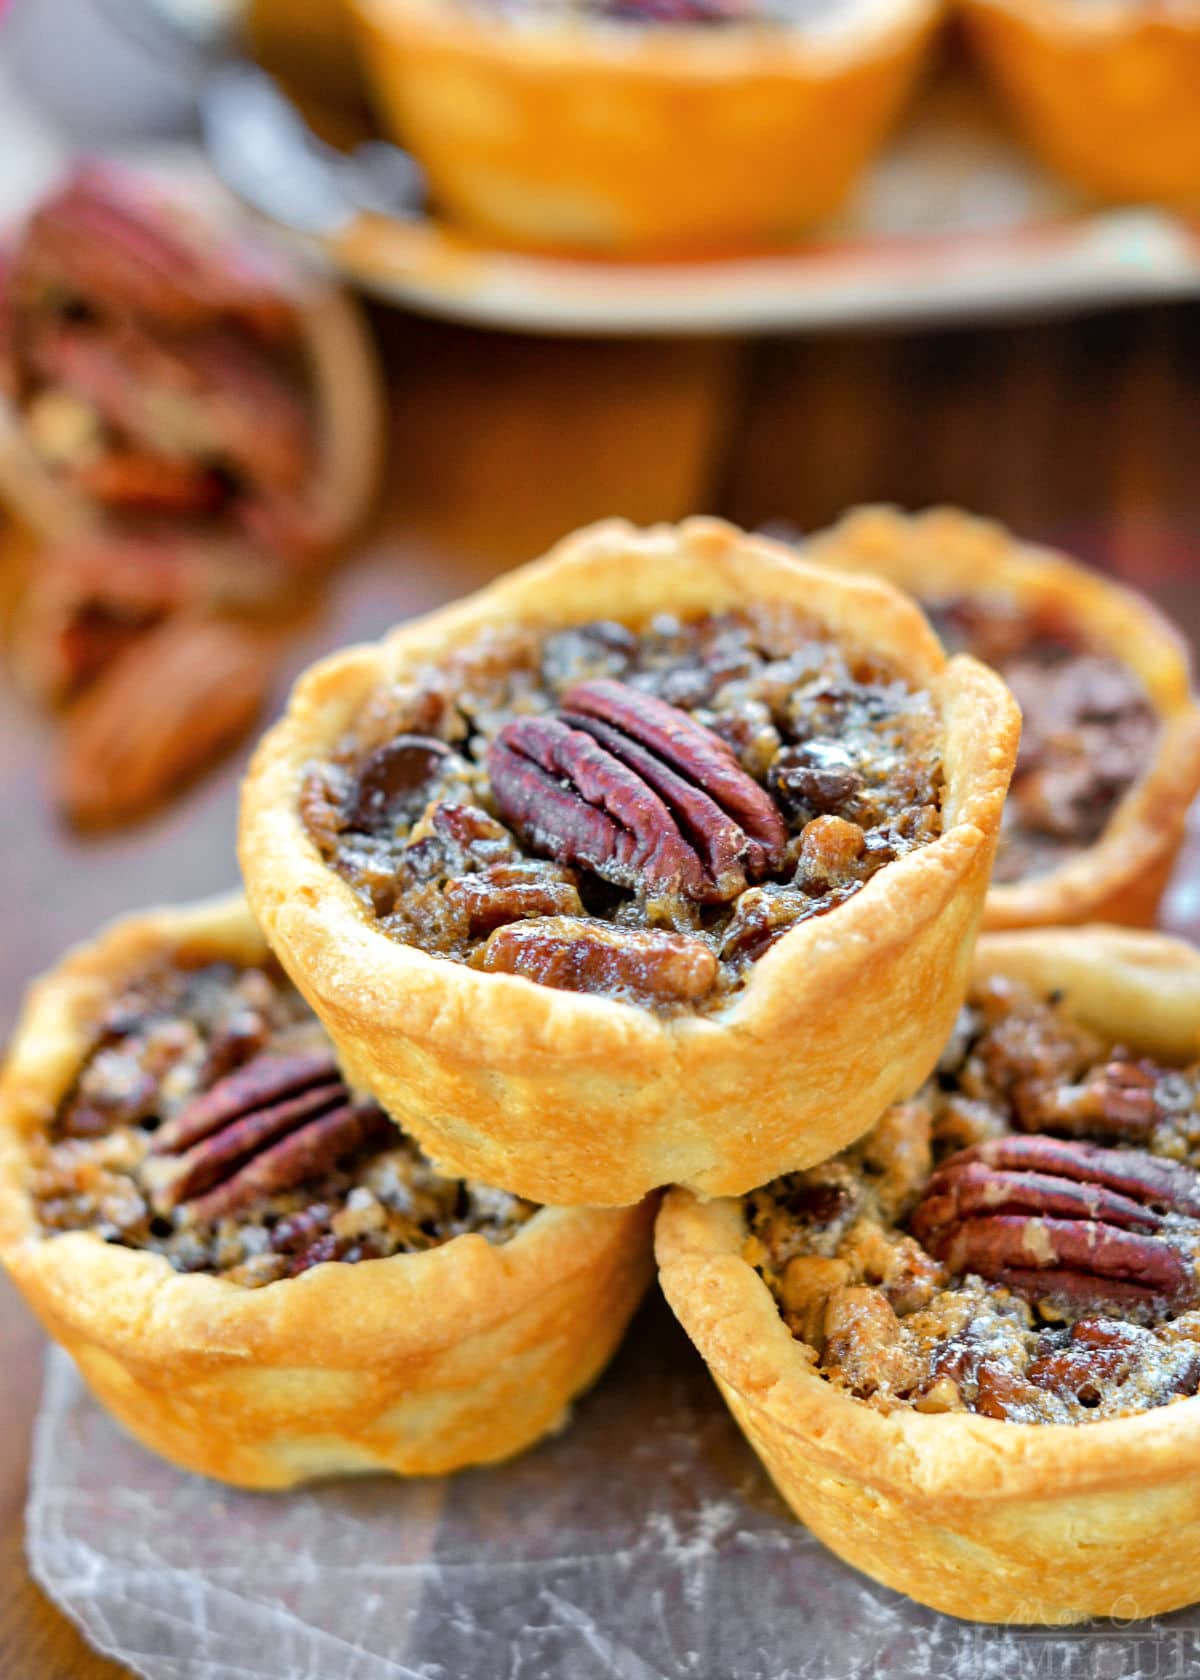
[745, 978, 1200, 1424]
[31, 956, 534, 1287]
[928, 594, 1158, 885]
[302, 608, 944, 1012]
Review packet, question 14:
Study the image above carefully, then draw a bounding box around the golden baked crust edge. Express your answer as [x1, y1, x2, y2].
[806, 505, 1200, 931]
[0, 893, 654, 1487]
[656, 927, 1200, 1623]
[239, 516, 1020, 1205]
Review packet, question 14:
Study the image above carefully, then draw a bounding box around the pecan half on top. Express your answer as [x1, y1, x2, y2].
[31, 955, 538, 1287]
[489, 679, 787, 905]
[145, 1052, 392, 1225]
[743, 975, 1200, 1425]
[910, 1134, 1200, 1316]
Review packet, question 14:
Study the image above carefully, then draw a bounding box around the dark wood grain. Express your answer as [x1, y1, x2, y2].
[3, 303, 1199, 1677]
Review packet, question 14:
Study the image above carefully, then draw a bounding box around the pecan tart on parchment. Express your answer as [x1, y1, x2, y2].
[961, 0, 1200, 207]
[240, 518, 1018, 1205]
[0, 895, 653, 1487]
[658, 926, 1200, 1623]
[806, 506, 1200, 930]
[346, 0, 940, 257]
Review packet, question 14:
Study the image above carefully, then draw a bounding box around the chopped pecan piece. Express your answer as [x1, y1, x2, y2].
[1013, 1059, 1161, 1142]
[910, 1135, 1200, 1313]
[150, 1051, 392, 1222]
[443, 863, 582, 937]
[488, 679, 786, 904]
[478, 916, 718, 1003]
[57, 614, 275, 828]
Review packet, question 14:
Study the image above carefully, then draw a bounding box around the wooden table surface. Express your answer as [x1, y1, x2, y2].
[3, 301, 1200, 1678]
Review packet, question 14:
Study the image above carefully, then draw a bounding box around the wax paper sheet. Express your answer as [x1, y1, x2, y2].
[26, 1293, 1200, 1680]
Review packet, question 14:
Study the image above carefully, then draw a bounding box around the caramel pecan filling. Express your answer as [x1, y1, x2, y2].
[2, 166, 319, 557]
[928, 594, 1157, 885]
[31, 958, 534, 1286]
[302, 608, 944, 1011]
[745, 978, 1200, 1424]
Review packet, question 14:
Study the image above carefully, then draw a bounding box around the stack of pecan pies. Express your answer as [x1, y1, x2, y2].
[9, 511, 1200, 1628]
[0, 164, 383, 826]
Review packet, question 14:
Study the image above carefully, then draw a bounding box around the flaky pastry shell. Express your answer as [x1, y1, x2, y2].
[347, 0, 940, 257]
[239, 516, 1019, 1206]
[657, 926, 1200, 1624]
[806, 506, 1200, 931]
[962, 0, 1200, 206]
[0, 234, 384, 563]
[0, 894, 654, 1489]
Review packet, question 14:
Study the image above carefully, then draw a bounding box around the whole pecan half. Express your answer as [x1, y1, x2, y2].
[910, 1134, 1200, 1313]
[149, 1051, 392, 1223]
[487, 678, 786, 903]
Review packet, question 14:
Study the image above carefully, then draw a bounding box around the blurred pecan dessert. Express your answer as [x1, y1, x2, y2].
[929, 594, 1157, 886]
[657, 928, 1200, 1622]
[962, 0, 1200, 209]
[0, 896, 653, 1485]
[241, 519, 1019, 1204]
[807, 507, 1200, 928]
[348, 0, 939, 257]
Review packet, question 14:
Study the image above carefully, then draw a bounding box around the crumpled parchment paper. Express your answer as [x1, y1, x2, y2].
[26, 1294, 1200, 1680]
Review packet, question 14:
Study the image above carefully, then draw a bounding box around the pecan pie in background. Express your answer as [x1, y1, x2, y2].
[805, 506, 1200, 930]
[961, 0, 1200, 206]
[656, 925, 1200, 1623]
[0, 163, 384, 828]
[0, 893, 654, 1487]
[345, 0, 941, 257]
[239, 516, 1019, 1206]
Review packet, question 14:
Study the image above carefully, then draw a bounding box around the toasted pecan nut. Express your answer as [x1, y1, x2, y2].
[57, 614, 275, 828]
[478, 915, 718, 1004]
[489, 679, 786, 904]
[148, 1050, 392, 1223]
[910, 1134, 1200, 1313]
[12, 165, 295, 343]
[443, 864, 583, 937]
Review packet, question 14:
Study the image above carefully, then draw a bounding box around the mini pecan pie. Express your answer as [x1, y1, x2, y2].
[346, 0, 940, 257]
[0, 164, 382, 578]
[806, 507, 1200, 929]
[658, 927, 1200, 1622]
[240, 518, 1018, 1204]
[0, 895, 654, 1487]
[962, 0, 1200, 207]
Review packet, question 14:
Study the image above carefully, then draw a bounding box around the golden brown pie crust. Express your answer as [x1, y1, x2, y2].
[347, 0, 941, 257]
[0, 240, 384, 557]
[239, 516, 1019, 1205]
[806, 506, 1200, 931]
[961, 0, 1200, 207]
[656, 925, 1200, 1624]
[0, 894, 654, 1488]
